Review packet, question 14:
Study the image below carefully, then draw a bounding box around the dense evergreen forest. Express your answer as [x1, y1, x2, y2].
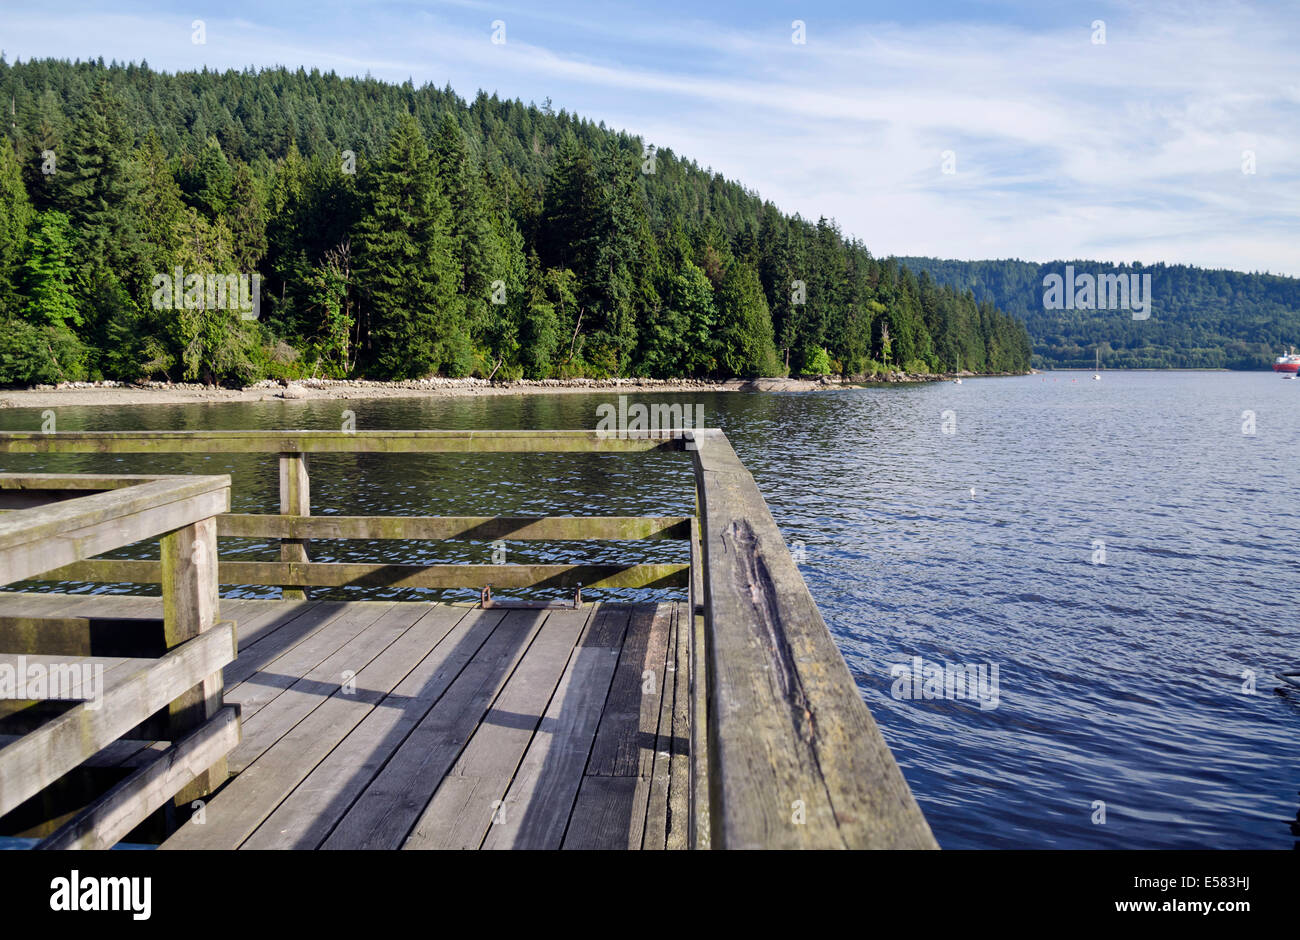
[0, 57, 1031, 385]
[899, 257, 1300, 369]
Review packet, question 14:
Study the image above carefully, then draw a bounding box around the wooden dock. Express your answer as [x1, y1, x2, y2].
[0, 593, 689, 849]
[0, 429, 937, 850]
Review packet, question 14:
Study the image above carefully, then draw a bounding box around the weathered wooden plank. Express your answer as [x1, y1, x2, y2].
[0, 594, 308, 654]
[403, 606, 594, 849]
[480, 606, 630, 850]
[321, 608, 550, 849]
[0, 430, 688, 455]
[666, 601, 692, 850]
[227, 601, 427, 771]
[221, 599, 313, 650]
[0, 615, 167, 657]
[0, 652, 137, 695]
[0, 475, 229, 584]
[164, 604, 472, 850]
[232, 608, 506, 850]
[692, 432, 936, 849]
[0, 473, 153, 490]
[0, 622, 236, 818]
[0, 474, 154, 510]
[218, 513, 692, 541]
[37, 705, 240, 850]
[220, 602, 351, 688]
[223, 601, 395, 730]
[643, 603, 679, 849]
[0, 734, 154, 767]
[563, 776, 650, 850]
[586, 604, 672, 777]
[41, 559, 689, 591]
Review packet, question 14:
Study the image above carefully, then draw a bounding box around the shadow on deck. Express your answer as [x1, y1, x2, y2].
[0, 594, 689, 850]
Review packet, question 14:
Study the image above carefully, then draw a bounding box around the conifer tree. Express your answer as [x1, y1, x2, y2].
[352, 113, 461, 378]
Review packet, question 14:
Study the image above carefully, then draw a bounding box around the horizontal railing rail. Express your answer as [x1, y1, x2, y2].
[686, 429, 937, 849]
[0, 434, 693, 597]
[0, 429, 689, 454]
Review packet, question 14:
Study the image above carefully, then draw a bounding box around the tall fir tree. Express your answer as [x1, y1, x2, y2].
[352, 113, 462, 378]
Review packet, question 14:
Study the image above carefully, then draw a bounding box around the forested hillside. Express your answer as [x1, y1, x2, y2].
[0, 57, 1031, 385]
[898, 257, 1300, 369]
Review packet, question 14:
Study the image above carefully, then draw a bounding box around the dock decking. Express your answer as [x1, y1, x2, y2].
[0, 593, 689, 850]
[0, 429, 937, 849]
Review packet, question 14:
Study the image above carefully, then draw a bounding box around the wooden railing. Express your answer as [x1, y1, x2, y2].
[0, 472, 238, 848]
[0, 428, 936, 849]
[0, 431, 689, 595]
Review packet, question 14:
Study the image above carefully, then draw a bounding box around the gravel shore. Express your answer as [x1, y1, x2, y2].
[0, 375, 873, 409]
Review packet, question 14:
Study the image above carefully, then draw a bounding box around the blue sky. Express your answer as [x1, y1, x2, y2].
[3, 0, 1298, 274]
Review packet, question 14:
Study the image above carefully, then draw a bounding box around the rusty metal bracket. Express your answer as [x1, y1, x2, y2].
[478, 582, 585, 610]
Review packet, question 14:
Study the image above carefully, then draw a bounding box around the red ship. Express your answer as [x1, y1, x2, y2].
[1273, 348, 1300, 373]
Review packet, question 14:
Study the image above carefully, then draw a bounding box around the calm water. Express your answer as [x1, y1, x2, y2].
[2, 372, 1298, 849]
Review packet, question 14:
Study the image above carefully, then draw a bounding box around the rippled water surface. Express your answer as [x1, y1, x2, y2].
[3, 372, 1298, 848]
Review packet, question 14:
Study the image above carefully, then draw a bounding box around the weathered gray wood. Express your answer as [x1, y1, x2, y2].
[0, 429, 688, 455]
[0, 733, 154, 767]
[221, 601, 351, 688]
[480, 606, 630, 850]
[0, 594, 311, 655]
[322, 608, 550, 849]
[223, 602, 394, 726]
[666, 601, 691, 850]
[0, 622, 235, 818]
[403, 606, 593, 849]
[37, 705, 240, 850]
[41, 559, 689, 590]
[218, 513, 691, 541]
[690, 605, 710, 850]
[0, 473, 151, 490]
[278, 452, 310, 601]
[160, 516, 226, 804]
[563, 775, 649, 849]
[644, 602, 685, 850]
[690, 515, 703, 615]
[227, 601, 418, 771]
[164, 604, 471, 850]
[586, 604, 671, 776]
[692, 430, 937, 849]
[0, 474, 153, 510]
[0, 475, 229, 584]
[234, 608, 507, 849]
[0, 615, 166, 657]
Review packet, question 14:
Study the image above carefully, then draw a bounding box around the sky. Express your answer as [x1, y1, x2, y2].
[3, 0, 1297, 275]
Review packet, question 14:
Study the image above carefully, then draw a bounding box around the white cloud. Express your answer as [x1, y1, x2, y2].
[4, 0, 1297, 273]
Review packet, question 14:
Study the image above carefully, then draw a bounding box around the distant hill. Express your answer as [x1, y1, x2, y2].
[896, 257, 1300, 369]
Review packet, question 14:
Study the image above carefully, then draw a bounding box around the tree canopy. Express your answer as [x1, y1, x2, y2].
[0, 57, 1032, 384]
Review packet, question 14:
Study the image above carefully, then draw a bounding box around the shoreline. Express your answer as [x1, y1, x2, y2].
[0, 372, 983, 409]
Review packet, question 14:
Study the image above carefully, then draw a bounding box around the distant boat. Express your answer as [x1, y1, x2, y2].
[1093, 348, 1101, 380]
[954, 352, 962, 384]
[1273, 348, 1300, 374]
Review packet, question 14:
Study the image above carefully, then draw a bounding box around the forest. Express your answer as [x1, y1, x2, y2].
[900, 257, 1300, 369]
[0, 57, 1032, 385]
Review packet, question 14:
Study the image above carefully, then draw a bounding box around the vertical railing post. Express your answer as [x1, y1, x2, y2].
[279, 452, 310, 600]
[688, 505, 711, 849]
[160, 514, 226, 805]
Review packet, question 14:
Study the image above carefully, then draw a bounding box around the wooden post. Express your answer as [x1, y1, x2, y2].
[688, 512, 710, 850]
[279, 452, 310, 600]
[160, 515, 226, 805]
